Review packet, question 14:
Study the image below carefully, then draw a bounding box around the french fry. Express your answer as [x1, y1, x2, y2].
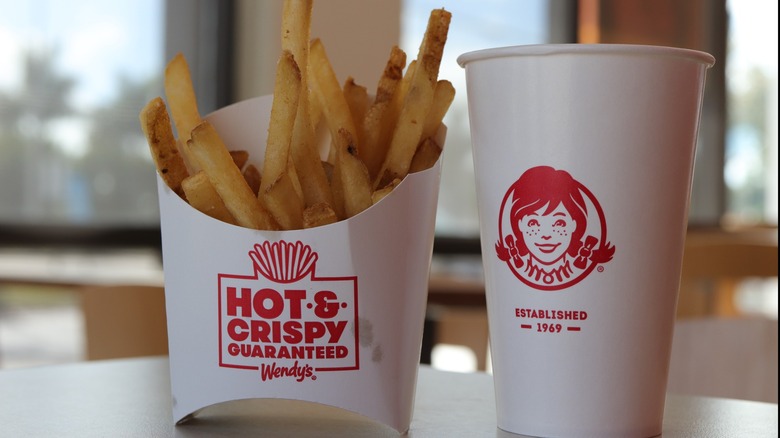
[188, 121, 279, 230]
[164, 53, 202, 173]
[309, 39, 359, 144]
[407, 79, 454, 173]
[375, 9, 451, 189]
[309, 86, 325, 138]
[303, 202, 339, 228]
[181, 171, 238, 225]
[361, 45, 407, 180]
[384, 59, 416, 139]
[290, 119, 333, 208]
[281, 0, 312, 64]
[262, 51, 300, 192]
[260, 50, 305, 230]
[287, 155, 305, 200]
[262, 172, 305, 230]
[328, 157, 346, 219]
[140, 97, 188, 198]
[409, 137, 443, 173]
[310, 38, 373, 218]
[371, 178, 402, 205]
[335, 128, 373, 217]
[343, 77, 369, 145]
[281, 0, 335, 211]
[421, 80, 455, 142]
[242, 164, 261, 196]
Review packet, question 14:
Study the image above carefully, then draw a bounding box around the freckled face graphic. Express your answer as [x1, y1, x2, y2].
[496, 166, 615, 290]
[518, 202, 576, 264]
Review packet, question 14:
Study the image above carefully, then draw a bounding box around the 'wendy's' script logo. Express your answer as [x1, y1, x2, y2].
[496, 166, 615, 291]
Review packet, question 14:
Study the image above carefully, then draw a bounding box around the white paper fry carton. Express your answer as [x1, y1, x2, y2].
[156, 95, 443, 433]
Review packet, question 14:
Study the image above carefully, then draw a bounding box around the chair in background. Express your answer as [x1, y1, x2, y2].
[80, 285, 168, 360]
[667, 316, 778, 403]
[677, 227, 778, 317]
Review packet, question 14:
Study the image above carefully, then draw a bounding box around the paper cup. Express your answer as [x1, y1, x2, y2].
[458, 44, 714, 437]
[157, 95, 443, 433]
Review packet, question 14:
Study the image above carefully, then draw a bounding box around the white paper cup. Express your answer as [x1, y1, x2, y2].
[458, 44, 714, 437]
[157, 95, 443, 433]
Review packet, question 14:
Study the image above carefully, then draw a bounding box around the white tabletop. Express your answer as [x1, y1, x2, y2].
[0, 356, 776, 437]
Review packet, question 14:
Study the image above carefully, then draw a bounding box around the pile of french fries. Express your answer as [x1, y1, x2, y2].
[141, 1, 453, 231]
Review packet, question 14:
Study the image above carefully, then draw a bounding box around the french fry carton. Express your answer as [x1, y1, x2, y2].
[156, 95, 443, 433]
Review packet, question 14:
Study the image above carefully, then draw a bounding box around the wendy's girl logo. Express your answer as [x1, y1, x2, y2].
[218, 240, 359, 381]
[496, 166, 615, 291]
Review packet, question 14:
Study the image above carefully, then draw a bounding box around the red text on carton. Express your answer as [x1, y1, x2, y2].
[219, 240, 359, 380]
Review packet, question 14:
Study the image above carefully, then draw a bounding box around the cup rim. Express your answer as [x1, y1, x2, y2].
[457, 43, 715, 68]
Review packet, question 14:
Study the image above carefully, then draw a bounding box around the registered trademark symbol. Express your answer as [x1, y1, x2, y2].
[597, 266, 605, 273]
[311, 375, 317, 380]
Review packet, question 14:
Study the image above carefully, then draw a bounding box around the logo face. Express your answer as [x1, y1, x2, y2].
[496, 166, 615, 291]
[218, 240, 358, 381]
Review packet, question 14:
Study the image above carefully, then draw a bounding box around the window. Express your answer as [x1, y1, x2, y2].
[724, 0, 778, 225]
[0, 0, 774, 246]
[0, 0, 164, 227]
[0, 0, 233, 247]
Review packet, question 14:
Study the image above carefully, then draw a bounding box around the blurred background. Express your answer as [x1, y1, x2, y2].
[0, 0, 776, 401]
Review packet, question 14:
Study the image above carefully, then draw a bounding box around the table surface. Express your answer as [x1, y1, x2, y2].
[0, 357, 776, 438]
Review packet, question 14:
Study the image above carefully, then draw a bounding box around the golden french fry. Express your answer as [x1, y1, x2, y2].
[421, 80, 455, 141]
[407, 79, 453, 174]
[287, 155, 305, 200]
[303, 202, 339, 228]
[371, 178, 402, 205]
[361, 45, 407, 180]
[375, 9, 451, 189]
[362, 59, 417, 188]
[290, 119, 334, 208]
[259, 50, 305, 230]
[379, 59, 416, 161]
[262, 50, 301, 193]
[281, 0, 312, 67]
[309, 39, 359, 144]
[262, 172, 305, 230]
[328, 157, 346, 219]
[140, 97, 188, 198]
[164, 53, 202, 173]
[229, 150, 250, 170]
[335, 128, 373, 217]
[242, 164, 261, 196]
[281, 0, 333, 211]
[310, 38, 372, 218]
[309, 86, 325, 135]
[343, 77, 369, 145]
[188, 121, 279, 230]
[181, 171, 238, 225]
[409, 137, 443, 173]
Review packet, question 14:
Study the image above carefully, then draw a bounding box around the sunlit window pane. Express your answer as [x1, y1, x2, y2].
[0, 0, 165, 226]
[724, 0, 778, 225]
